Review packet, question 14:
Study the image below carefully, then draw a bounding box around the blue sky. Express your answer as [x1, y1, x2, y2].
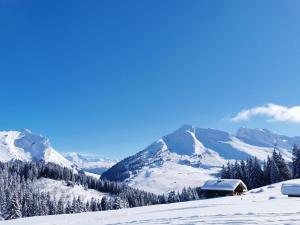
[1, 0, 300, 158]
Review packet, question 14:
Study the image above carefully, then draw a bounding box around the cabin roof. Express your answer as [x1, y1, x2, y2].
[201, 179, 247, 191]
[281, 179, 300, 195]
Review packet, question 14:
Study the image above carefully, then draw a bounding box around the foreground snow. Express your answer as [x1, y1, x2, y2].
[4, 180, 300, 224]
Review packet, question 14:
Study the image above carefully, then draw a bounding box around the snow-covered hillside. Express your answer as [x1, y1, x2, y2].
[102, 125, 299, 193]
[129, 161, 220, 194]
[4, 180, 300, 225]
[0, 129, 72, 168]
[33, 178, 106, 202]
[237, 127, 300, 150]
[64, 152, 117, 175]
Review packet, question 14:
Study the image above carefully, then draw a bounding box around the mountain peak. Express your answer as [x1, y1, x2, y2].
[161, 125, 204, 156]
[0, 130, 72, 168]
[177, 124, 194, 131]
[20, 128, 32, 134]
[102, 125, 298, 193]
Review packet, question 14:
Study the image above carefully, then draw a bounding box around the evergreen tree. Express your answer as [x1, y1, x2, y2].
[90, 198, 98, 211]
[101, 196, 109, 211]
[179, 188, 189, 202]
[112, 197, 123, 209]
[167, 191, 180, 203]
[292, 144, 300, 178]
[47, 195, 57, 215]
[85, 201, 90, 212]
[220, 165, 230, 179]
[240, 160, 248, 185]
[276, 152, 291, 181]
[249, 158, 264, 188]
[57, 198, 65, 214]
[96, 200, 102, 211]
[71, 197, 78, 213]
[263, 157, 271, 185]
[220, 162, 232, 179]
[246, 158, 253, 188]
[233, 160, 242, 180]
[6, 193, 21, 220]
[269, 159, 280, 184]
[65, 201, 72, 214]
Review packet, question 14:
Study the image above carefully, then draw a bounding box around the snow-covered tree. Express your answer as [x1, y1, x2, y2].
[57, 198, 65, 214]
[167, 191, 180, 203]
[292, 145, 300, 178]
[6, 193, 21, 220]
[249, 158, 264, 188]
[269, 159, 280, 184]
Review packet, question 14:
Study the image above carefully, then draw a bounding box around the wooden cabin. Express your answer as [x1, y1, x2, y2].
[281, 181, 300, 197]
[201, 179, 247, 198]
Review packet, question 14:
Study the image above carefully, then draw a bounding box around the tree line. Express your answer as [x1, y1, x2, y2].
[0, 160, 201, 220]
[4, 145, 300, 220]
[221, 145, 300, 190]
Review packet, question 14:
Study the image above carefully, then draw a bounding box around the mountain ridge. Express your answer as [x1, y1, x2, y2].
[0, 130, 116, 175]
[0, 129, 72, 168]
[64, 152, 118, 174]
[1, 126, 299, 194]
[102, 125, 299, 193]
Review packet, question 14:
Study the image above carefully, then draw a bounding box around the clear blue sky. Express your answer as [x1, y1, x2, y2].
[1, 0, 300, 158]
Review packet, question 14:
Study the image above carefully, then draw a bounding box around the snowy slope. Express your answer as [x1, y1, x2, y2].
[102, 125, 299, 193]
[237, 127, 300, 149]
[33, 178, 107, 202]
[64, 152, 117, 175]
[0, 129, 72, 168]
[129, 161, 220, 194]
[4, 180, 300, 225]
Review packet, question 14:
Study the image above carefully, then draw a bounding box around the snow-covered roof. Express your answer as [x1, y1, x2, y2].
[201, 179, 247, 191]
[281, 179, 300, 196]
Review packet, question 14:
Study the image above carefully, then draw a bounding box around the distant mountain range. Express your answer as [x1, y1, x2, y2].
[101, 125, 300, 194]
[1, 127, 299, 194]
[64, 152, 118, 175]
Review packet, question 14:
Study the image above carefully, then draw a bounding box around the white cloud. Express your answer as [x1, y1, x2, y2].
[229, 103, 300, 123]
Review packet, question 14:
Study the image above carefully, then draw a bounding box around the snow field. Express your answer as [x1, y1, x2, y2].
[4, 180, 300, 225]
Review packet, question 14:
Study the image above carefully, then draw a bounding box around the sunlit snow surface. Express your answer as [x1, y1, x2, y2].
[128, 161, 220, 194]
[4, 180, 300, 225]
[33, 178, 106, 202]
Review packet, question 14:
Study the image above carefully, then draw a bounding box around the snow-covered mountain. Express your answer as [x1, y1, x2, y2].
[102, 125, 300, 194]
[236, 127, 300, 150]
[0, 129, 117, 175]
[0, 129, 72, 168]
[64, 152, 117, 175]
[2, 127, 299, 194]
